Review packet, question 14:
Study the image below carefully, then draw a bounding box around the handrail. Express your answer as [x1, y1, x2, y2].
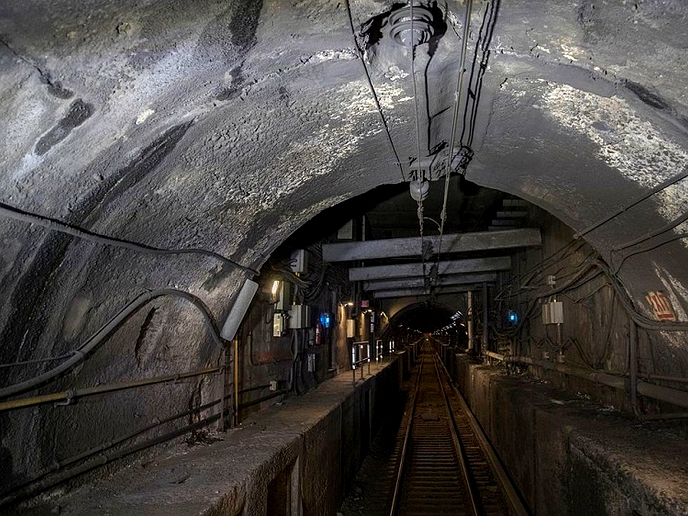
[351, 341, 372, 386]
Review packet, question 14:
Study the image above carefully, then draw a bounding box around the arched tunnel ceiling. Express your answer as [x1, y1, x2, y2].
[1, 0, 688, 322]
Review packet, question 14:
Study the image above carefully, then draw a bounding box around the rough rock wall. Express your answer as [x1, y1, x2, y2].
[504, 208, 688, 414]
[2, 0, 688, 501]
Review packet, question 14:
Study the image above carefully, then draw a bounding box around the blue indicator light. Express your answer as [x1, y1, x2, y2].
[507, 310, 519, 324]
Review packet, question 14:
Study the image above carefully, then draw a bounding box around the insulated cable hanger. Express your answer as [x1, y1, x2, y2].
[409, 1, 430, 288]
[435, 0, 473, 280]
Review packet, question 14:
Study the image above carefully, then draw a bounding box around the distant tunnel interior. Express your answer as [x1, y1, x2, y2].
[1, 0, 688, 514]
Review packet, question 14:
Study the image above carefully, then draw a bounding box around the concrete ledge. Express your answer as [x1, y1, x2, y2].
[49, 358, 401, 516]
[445, 352, 688, 515]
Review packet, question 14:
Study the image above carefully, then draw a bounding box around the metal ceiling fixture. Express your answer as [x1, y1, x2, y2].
[410, 179, 429, 202]
[389, 3, 435, 47]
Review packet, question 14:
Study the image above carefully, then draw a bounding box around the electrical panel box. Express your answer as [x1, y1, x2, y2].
[337, 219, 354, 240]
[542, 301, 564, 325]
[290, 249, 308, 274]
[289, 304, 311, 329]
[346, 319, 356, 338]
[307, 353, 316, 372]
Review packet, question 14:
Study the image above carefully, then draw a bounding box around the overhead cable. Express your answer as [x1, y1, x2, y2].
[614, 210, 688, 252]
[612, 232, 688, 273]
[0, 202, 258, 275]
[344, 0, 406, 181]
[436, 0, 473, 267]
[573, 166, 688, 239]
[0, 288, 224, 400]
[409, 2, 429, 287]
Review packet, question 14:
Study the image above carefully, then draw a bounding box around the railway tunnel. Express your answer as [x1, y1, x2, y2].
[2, 0, 688, 514]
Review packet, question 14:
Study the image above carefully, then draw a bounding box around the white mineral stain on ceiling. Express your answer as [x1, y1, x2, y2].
[539, 83, 688, 242]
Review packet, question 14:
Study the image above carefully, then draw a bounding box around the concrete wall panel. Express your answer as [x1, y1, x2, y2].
[442, 354, 688, 515]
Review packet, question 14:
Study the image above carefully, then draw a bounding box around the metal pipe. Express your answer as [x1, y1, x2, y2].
[2, 395, 228, 501]
[0, 289, 225, 400]
[467, 291, 474, 352]
[219, 344, 230, 432]
[484, 350, 504, 361]
[482, 282, 488, 355]
[638, 412, 688, 421]
[1, 410, 223, 508]
[239, 384, 274, 394]
[636, 382, 688, 409]
[233, 336, 240, 427]
[642, 374, 688, 384]
[574, 166, 688, 239]
[238, 390, 288, 410]
[629, 321, 638, 414]
[3, 383, 289, 504]
[0, 367, 220, 412]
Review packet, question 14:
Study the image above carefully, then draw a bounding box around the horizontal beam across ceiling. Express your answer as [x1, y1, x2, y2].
[363, 272, 497, 291]
[373, 286, 476, 299]
[323, 228, 540, 262]
[349, 256, 511, 281]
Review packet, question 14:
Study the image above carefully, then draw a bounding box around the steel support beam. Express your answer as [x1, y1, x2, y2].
[373, 285, 477, 299]
[324, 229, 540, 262]
[363, 272, 497, 292]
[349, 256, 511, 282]
[495, 211, 528, 218]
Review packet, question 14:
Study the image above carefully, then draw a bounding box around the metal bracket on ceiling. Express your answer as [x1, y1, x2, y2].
[389, 3, 435, 47]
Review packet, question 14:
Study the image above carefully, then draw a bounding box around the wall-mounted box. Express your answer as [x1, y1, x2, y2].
[290, 249, 308, 274]
[337, 219, 354, 240]
[289, 305, 311, 329]
[542, 301, 564, 325]
[346, 319, 356, 339]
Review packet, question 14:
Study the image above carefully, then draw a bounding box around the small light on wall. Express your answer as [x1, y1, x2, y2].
[271, 280, 281, 303]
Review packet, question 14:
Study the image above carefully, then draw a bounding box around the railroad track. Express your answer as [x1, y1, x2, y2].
[389, 346, 529, 516]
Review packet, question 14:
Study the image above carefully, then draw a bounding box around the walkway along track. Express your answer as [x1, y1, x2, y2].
[389, 346, 530, 516]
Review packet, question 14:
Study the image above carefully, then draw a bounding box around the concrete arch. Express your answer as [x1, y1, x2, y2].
[2, 0, 688, 503]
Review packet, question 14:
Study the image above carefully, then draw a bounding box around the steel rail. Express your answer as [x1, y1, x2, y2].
[436, 352, 531, 516]
[433, 353, 481, 516]
[388, 354, 424, 515]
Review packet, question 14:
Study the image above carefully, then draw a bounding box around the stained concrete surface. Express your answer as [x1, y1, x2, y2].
[2, 0, 688, 506]
[447, 352, 688, 515]
[31, 359, 399, 515]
